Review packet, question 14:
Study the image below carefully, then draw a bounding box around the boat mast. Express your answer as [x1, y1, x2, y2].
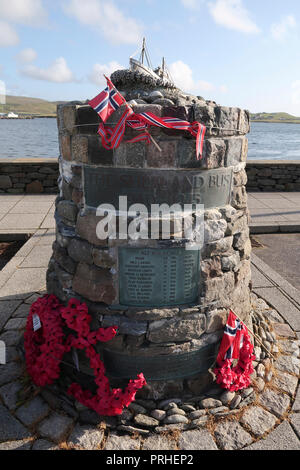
[141, 38, 146, 65]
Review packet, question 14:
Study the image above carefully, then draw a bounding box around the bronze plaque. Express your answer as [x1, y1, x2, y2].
[103, 342, 219, 381]
[84, 167, 233, 209]
[119, 247, 200, 307]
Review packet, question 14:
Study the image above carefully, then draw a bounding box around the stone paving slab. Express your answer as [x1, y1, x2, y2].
[245, 421, 300, 451]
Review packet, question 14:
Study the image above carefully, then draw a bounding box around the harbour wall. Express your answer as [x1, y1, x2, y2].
[0, 159, 300, 194]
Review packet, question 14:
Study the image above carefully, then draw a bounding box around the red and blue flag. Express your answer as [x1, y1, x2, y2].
[89, 76, 126, 123]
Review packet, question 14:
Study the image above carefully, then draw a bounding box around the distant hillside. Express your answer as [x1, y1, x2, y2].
[250, 112, 300, 123]
[1, 95, 60, 116]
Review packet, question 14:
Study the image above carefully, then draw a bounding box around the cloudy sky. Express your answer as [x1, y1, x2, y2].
[1, 0, 300, 114]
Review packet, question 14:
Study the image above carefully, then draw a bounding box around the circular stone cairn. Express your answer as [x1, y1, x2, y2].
[47, 68, 251, 400]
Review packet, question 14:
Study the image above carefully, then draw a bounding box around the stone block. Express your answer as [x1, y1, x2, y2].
[60, 134, 72, 161]
[76, 214, 108, 247]
[0, 175, 12, 189]
[202, 138, 226, 169]
[67, 238, 93, 264]
[71, 135, 88, 163]
[147, 314, 206, 343]
[147, 139, 177, 168]
[72, 262, 116, 303]
[26, 180, 43, 193]
[57, 200, 78, 224]
[88, 135, 114, 165]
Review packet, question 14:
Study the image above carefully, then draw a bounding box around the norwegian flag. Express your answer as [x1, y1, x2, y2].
[216, 311, 248, 365]
[88, 75, 126, 123]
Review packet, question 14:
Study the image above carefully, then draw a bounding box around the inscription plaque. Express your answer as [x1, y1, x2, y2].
[119, 247, 200, 307]
[103, 343, 219, 380]
[84, 167, 233, 210]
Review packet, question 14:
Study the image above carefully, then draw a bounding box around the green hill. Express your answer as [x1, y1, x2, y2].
[1, 95, 60, 116]
[250, 112, 300, 123]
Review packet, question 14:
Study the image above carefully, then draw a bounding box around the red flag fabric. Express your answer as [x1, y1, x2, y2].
[88, 76, 126, 123]
[216, 310, 248, 365]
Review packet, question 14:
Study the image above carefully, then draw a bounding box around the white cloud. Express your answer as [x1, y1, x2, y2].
[21, 57, 76, 83]
[0, 21, 19, 47]
[169, 60, 214, 94]
[16, 48, 37, 63]
[208, 0, 260, 34]
[0, 0, 47, 26]
[63, 0, 143, 45]
[89, 61, 125, 87]
[271, 15, 296, 41]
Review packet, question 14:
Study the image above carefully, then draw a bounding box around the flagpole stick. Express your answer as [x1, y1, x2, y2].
[145, 130, 162, 152]
[103, 75, 162, 153]
[231, 309, 277, 361]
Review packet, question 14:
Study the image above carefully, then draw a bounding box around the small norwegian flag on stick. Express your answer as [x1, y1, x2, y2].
[214, 310, 256, 392]
[88, 75, 127, 123]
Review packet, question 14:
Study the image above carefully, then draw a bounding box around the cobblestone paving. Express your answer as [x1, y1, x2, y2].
[0, 194, 299, 451]
[0, 290, 299, 451]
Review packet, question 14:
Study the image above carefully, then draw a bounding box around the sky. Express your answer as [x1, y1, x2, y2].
[1, 0, 300, 114]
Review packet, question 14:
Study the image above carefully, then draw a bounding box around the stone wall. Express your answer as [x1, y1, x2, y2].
[247, 160, 300, 191]
[44, 101, 252, 399]
[1, 159, 300, 194]
[0, 159, 58, 194]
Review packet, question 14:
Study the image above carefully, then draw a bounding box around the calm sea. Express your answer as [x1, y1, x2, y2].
[0, 119, 299, 161]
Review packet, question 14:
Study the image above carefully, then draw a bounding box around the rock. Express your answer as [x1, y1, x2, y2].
[0, 440, 32, 450]
[150, 409, 166, 421]
[166, 407, 186, 417]
[274, 355, 300, 376]
[105, 433, 141, 450]
[72, 262, 116, 304]
[68, 424, 105, 450]
[273, 323, 296, 339]
[191, 416, 209, 427]
[147, 314, 206, 343]
[253, 377, 265, 392]
[0, 175, 12, 189]
[67, 238, 93, 264]
[116, 425, 150, 436]
[200, 398, 223, 409]
[128, 403, 147, 415]
[37, 412, 74, 443]
[158, 398, 182, 409]
[189, 409, 207, 420]
[153, 98, 175, 106]
[230, 395, 242, 409]
[163, 414, 189, 425]
[32, 439, 59, 450]
[178, 429, 218, 450]
[15, 396, 50, 426]
[26, 180, 43, 193]
[142, 434, 177, 450]
[220, 391, 235, 405]
[209, 406, 229, 415]
[241, 387, 253, 399]
[259, 389, 291, 418]
[273, 371, 298, 396]
[256, 363, 265, 379]
[214, 420, 253, 450]
[148, 91, 164, 103]
[240, 406, 277, 437]
[133, 414, 159, 428]
[0, 404, 32, 441]
[180, 404, 196, 412]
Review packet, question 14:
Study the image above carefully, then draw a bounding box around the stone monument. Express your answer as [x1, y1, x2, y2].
[47, 56, 251, 399]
